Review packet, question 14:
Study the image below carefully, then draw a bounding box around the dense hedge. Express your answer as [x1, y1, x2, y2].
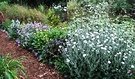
[1, 0, 67, 7]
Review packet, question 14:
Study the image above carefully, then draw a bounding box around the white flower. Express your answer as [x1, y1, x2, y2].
[109, 46, 112, 50]
[86, 35, 89, 38]
[96, 36, 99, 38]
[72, 45, 75, 48]
[83, 54, 87, 57]
[66, 59, 70, 63]
[75, 34, 78, 36]
[124, 56, 128, 59]
[108, 51, 110, 53]
[129, 51, 132, 54]
[82, 35, 85, 39]
[59, 45, 62, 48]
[101, 47, 107, 50]
[67, 44, 71, 46]
[65, 48, 67, 51]
[83, 40, 87, 43]
[91, 33, 95, 37]
[65, 39, 68, 41]
[117, 52, 122, 55]
[63, 8, 67, 11]
[108, 61, 111, 64]
[73, 42, 77, 45]
[131, 65, 134, 68]
[86, 33, 89, 35]
[121, 62, 125, 64]
[92, 38, 95, 40]
[104, 39, 108, 43]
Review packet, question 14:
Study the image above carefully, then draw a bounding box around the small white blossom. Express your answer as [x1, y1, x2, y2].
[96, 36, 99, 38]
[92, 38, 95, 40]
[86, 35, 89, 38]
[66, 59, 70, 63]
[73, 42, 77, 45]
[82, 35, 85, 39]
[75, 34, 78, 36]
[131, 65, 134, 68]
[91, 33, 95, 37]
[83, 40, 87, 43]
[129, 51, 132, 54]
[83, 54, 87, 57]
[72, 45, 75, 48]
[121, 62, 125, 64]
[101, 47, 107, 50]
[117, 52, 122, 55]
[65, 48, 67, 51]
[104, 39, 108, 43]
[124, 56, 128, 59]
[86, 33, 89, 35]
[59, 45, 62, 48]
[108, 61, 111, 64]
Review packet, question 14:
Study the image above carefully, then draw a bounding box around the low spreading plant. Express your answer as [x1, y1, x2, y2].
[0, 54, 26, 79]
[60, 24, 135, 79]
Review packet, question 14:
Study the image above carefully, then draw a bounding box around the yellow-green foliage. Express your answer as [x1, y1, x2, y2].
[28, 9, 46, 23]
[45, 8, 61, 27]
[67, 0, 81, 21]
[5, 5, 28, 21]
[0, 4, 47, 23]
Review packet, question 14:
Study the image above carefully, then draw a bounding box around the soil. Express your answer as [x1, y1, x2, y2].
[0, 30, 64, 79]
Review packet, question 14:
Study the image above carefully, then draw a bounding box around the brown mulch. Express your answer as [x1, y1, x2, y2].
[0, 30, 64, 79]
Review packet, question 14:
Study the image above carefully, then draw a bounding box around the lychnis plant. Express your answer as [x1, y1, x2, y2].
[60, 24, 135, 79]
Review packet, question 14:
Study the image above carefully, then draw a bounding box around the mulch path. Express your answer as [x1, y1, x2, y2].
[0, 30, 63, 79]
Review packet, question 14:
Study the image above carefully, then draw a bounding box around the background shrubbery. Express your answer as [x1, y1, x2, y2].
[0, 4, 47, 24]
[0, 0, 67, 7]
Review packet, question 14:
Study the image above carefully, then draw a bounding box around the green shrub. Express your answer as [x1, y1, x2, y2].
[7, 20, 21, 39]
[110, 0, 132, 14]
[0, 54, 26, 79]
[26, 27, 67, 63]
[67, 0, 80, 21]
[28, 9, 46, 24]
[3, 18, 11, 30]
[45, 8, 61, 27]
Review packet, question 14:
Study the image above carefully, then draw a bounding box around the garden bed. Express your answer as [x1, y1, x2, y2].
[0, 30, 63, 79]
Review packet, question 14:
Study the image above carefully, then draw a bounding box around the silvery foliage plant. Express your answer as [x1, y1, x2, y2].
[60, 24, 135, 79]
[60, 1, 135, 79]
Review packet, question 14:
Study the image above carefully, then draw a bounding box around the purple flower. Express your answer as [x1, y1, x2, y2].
[128, 70, 131, 74]
[43, 25, 48, 29]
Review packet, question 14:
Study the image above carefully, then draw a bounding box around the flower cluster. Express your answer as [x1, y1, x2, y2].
[17, 22, 48, 47]
[7, 20, 21, 39]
